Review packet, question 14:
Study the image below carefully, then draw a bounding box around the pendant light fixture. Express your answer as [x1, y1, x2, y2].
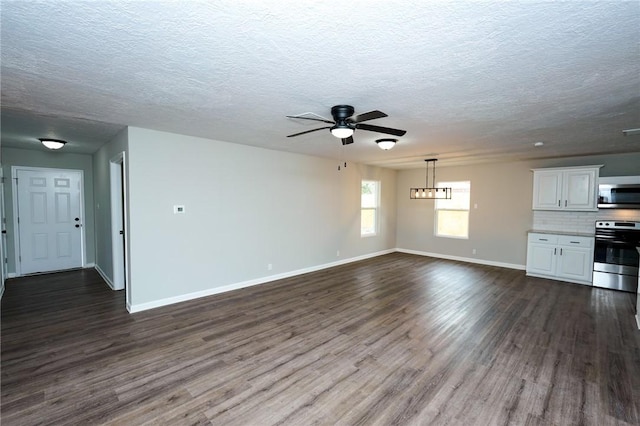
[410, 158, 452, 199]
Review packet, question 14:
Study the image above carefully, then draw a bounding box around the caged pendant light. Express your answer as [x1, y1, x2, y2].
[410, 159, 452, 200]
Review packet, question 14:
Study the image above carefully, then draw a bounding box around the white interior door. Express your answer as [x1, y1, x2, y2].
[110, 155, 126, 290]
[15, 168, 84, 275]
[1, 167, 7, 285]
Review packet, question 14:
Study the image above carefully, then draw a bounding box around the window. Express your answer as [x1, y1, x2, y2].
[435, 181, 470, 238]
[361, 180, 379, 237]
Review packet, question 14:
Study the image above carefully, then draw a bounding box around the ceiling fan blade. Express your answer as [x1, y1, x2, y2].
[350, 110, 387, 123]
[287, 126, 331, 138]
[355, 123, 406, 136]
[341, 136, 354, 145]
[286, 115, 334, 124]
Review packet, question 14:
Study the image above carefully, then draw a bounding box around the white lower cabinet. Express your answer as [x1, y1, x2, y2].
[526, 233, 593, 285]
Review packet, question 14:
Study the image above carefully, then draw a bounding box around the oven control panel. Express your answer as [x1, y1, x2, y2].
[596, 221, 640, 230]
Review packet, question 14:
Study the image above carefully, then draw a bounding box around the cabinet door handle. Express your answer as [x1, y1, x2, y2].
[558, 200, 561, 207]
[565, 200, 567, 207]
[554, 248, 557, 255]
[560, 248, 563, 255]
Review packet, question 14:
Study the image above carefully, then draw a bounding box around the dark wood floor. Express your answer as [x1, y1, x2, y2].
[2, 253, 639, 425]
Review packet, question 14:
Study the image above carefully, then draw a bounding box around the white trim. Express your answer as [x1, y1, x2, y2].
[0, 283, 4, 299]
[84, 262, 95, 268]
[395, 248, 526, 271]
[95, 264, 115, 290]
[7, 272, 17, 279]
[636, 314, 640, 331]
[127, 249, 395, 313]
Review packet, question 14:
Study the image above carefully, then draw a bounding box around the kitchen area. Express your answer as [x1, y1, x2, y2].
[525, 166, 640, 329]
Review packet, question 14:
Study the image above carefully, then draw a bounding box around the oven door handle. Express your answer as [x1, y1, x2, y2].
[595, 238, 637, 246]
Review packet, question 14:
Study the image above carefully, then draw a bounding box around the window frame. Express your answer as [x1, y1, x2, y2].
[434, 180, 470, 239]
[361, 180, 380, 237]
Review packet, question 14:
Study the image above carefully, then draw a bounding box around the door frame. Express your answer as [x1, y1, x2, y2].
[11, 166, 86, 276]
[110, 152, 130, 306]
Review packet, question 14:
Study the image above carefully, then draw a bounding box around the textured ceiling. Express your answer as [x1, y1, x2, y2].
[1, 1, 639, 168]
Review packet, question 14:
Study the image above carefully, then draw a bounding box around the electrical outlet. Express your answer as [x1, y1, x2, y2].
[336, 250, 340, 257]
[472, 249, 477, 255]
[267, 263, 272, 271]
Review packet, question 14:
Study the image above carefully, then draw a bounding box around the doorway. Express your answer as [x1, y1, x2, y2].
[12, 167, 85, 275]
[1, 167, 7, 288]
[110, 153, 128, 300]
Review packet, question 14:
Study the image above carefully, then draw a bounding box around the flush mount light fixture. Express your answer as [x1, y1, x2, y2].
[622, 128, 640, 136]
[410, 158, 452, 200]
[534, 141, 545, 147]
[39, 138, 67, 150]
[330, 124, 354, 139]
[376, 138, 397, 150]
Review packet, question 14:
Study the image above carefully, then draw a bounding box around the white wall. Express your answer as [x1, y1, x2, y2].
[93, 128, 129, 286]
[397, 161, 532, 268]
[126, 127, 396, 309]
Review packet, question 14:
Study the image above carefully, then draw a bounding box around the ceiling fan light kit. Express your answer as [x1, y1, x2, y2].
[39, 138, 67, 150]
[376, 138, 397, 150]
[410, 159, 452, 200]
[330, 125, 354, 139]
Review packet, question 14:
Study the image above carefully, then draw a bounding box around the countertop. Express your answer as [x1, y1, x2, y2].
[528, 229, 595, 238]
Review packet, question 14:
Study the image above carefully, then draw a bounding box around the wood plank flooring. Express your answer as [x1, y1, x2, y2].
[2, 253, 640, 425]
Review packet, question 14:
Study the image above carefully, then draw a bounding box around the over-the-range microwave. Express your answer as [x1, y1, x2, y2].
[598, 176, 640, 209]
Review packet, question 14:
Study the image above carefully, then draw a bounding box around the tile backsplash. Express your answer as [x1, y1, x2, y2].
[533, 209, 640, 234]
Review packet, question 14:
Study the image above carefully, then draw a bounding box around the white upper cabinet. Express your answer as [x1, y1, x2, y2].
[532, 166, 602, 211]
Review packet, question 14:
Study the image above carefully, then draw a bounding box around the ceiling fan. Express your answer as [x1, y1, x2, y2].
[286, 105, 407, 145]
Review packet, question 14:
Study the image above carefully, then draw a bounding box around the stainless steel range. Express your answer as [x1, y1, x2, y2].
[593, 221, 640, 293]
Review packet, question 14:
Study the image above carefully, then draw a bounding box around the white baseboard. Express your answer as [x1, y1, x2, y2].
[94, 264, 115, 290]
[636, 314, 640, 331]
[0, 283, 4, 300]
[84, 262, 95, 268]
[395, 248, 526, 271]
[7, 272, 17, 278]
[127, 249, 396, 313]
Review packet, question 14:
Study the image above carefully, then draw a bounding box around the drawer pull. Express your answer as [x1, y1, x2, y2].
[570, 241, 580, 244]
[539, 238, 548, 241]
